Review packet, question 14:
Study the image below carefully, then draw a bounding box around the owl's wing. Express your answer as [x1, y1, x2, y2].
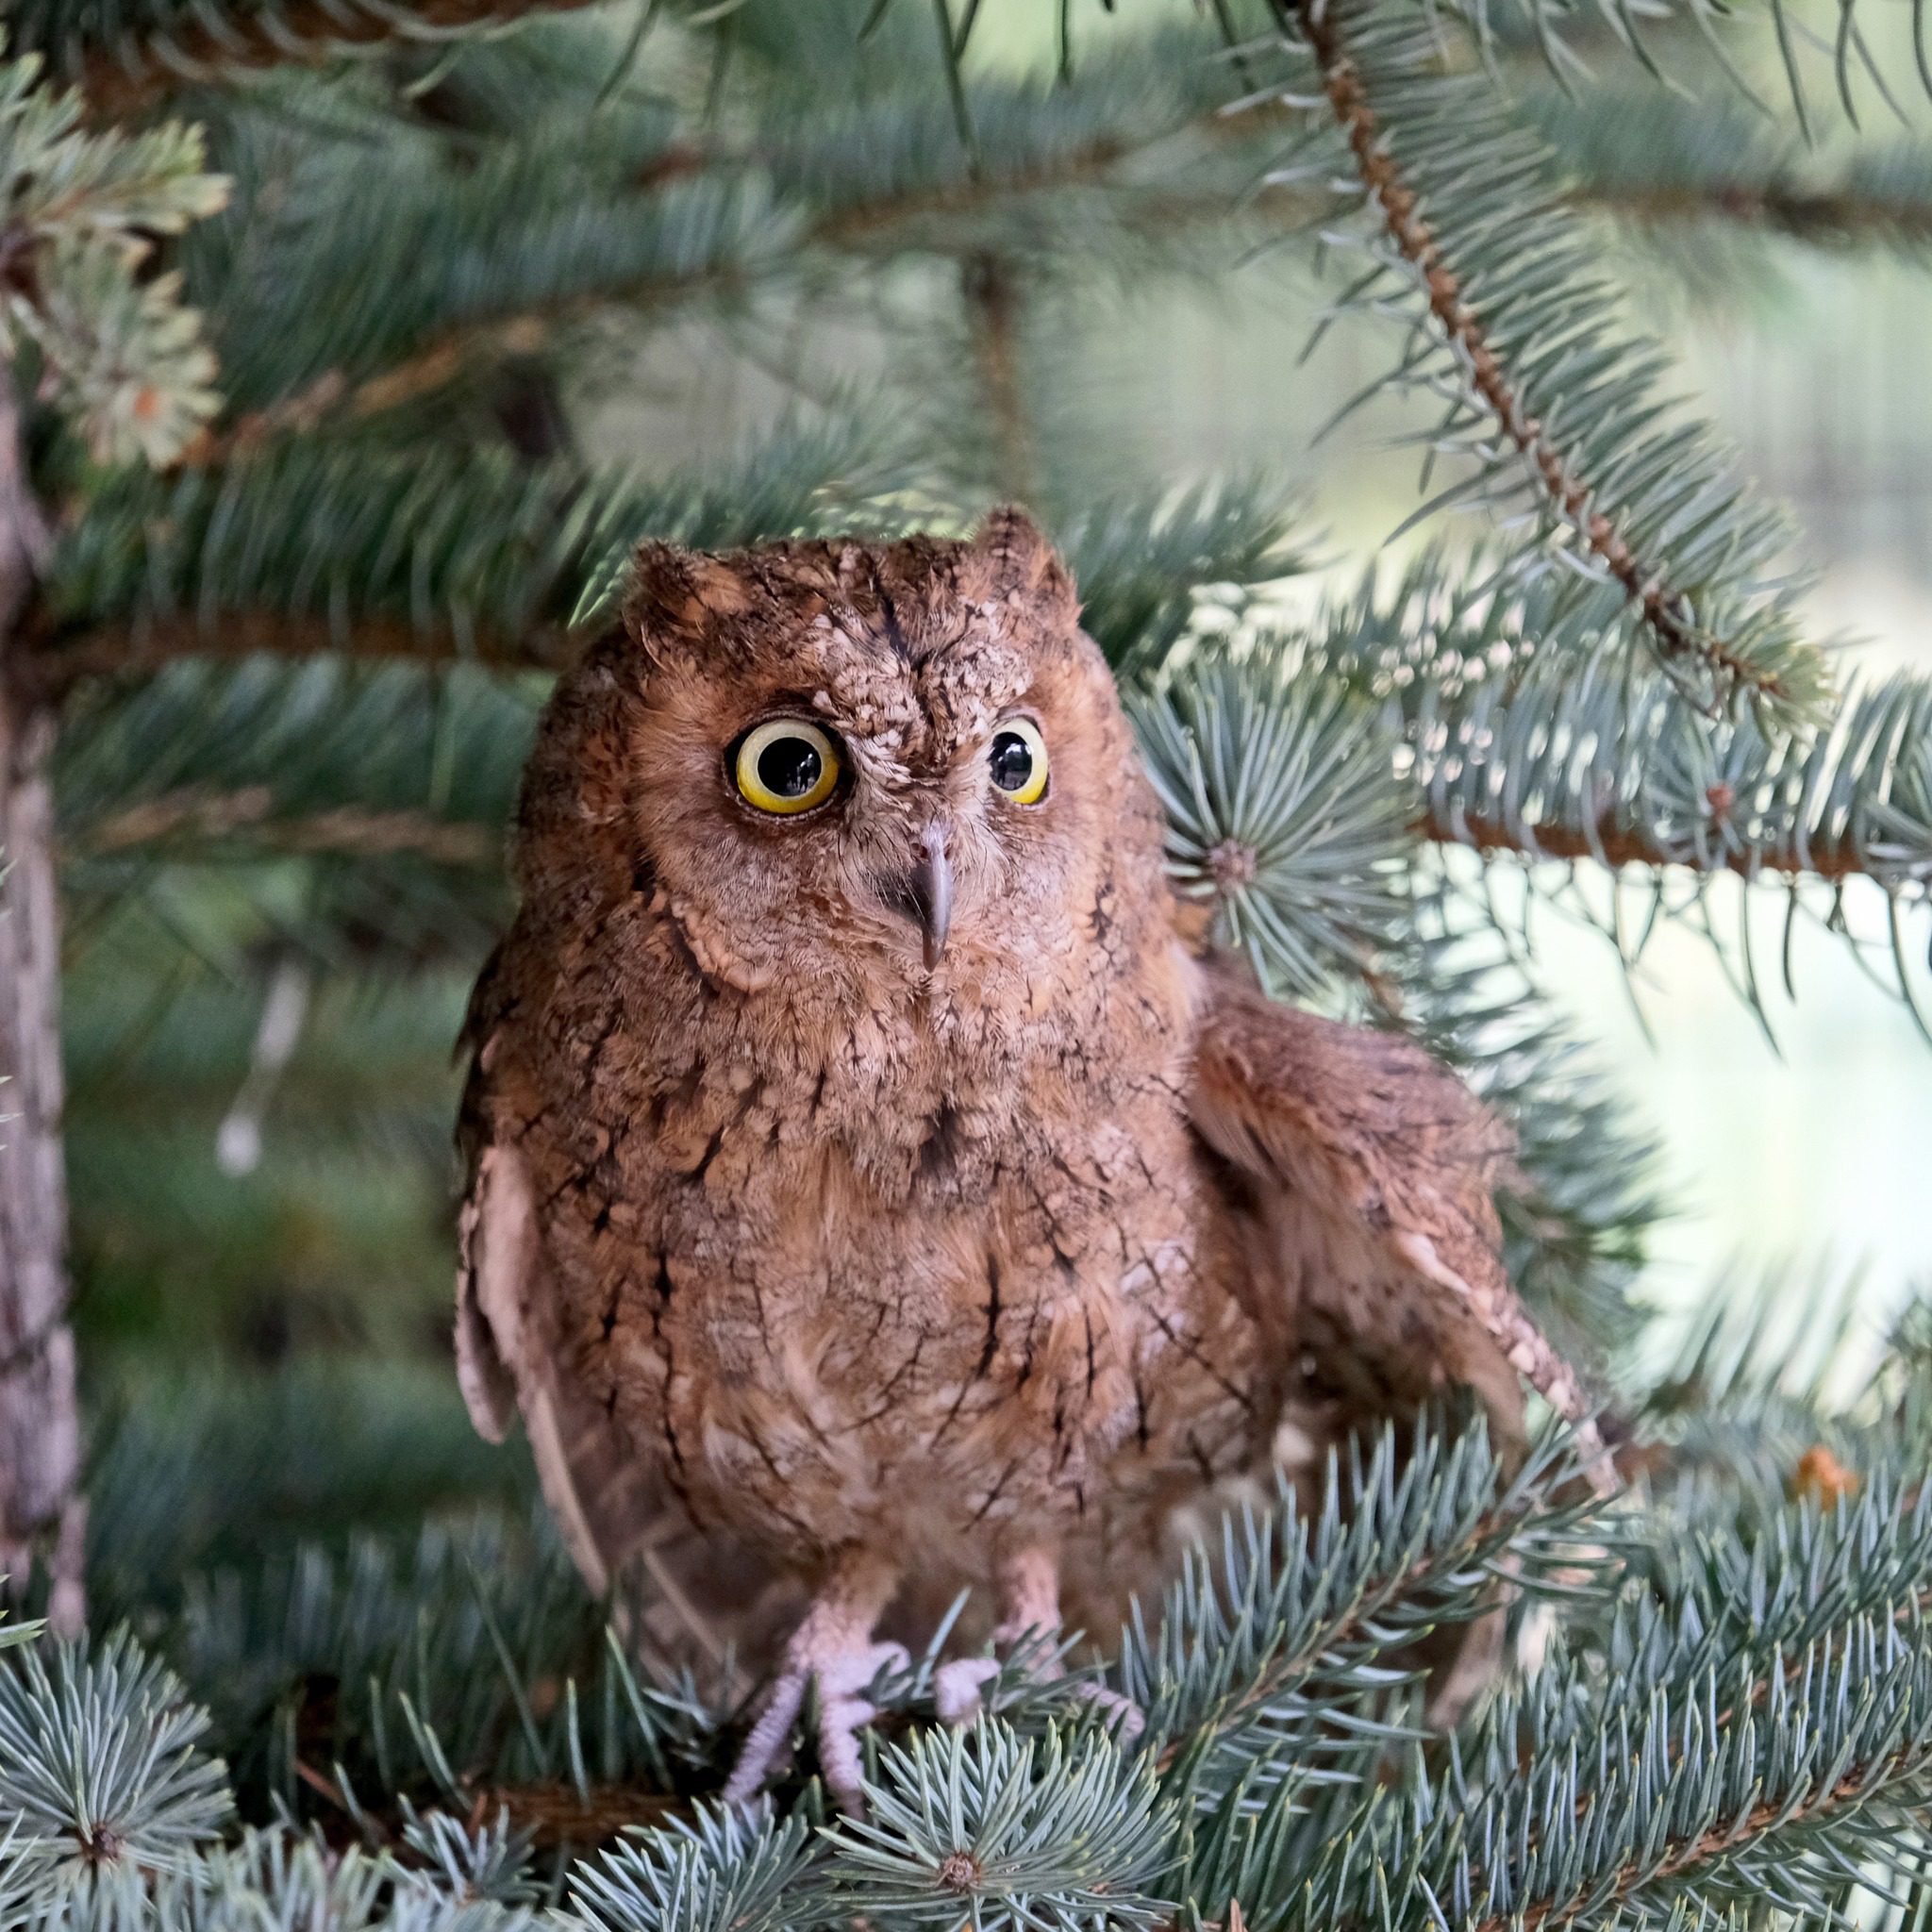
[1185, 959, 1596, 1464]
[457, 947, 797, 1677]
[453, 945, 660, 1601]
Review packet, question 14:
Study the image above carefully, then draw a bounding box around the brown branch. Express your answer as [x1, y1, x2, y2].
[1587, 179, 1932, 248]
[176, 134, 1159, 468]
[1467, 1688, 1927, 1932]
[1412, 805, 1888, 884]
[1286, 0, 1786, 707]
[1470, 1767, 1907, 1932]
[23, 610, 573, 701]
[1150, 1495, 1538, 1775]
[75, 0, 613, 120]
[68, 786, 500, 866]
[961, 252, 1037, 504]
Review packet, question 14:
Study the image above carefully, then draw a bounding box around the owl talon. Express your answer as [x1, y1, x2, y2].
[933, 1655, 1001, 1724]
[930, 1646, 1143, 1740]
[723, 1639, 908, 1812]
[1075, 1682, 1145, 1742]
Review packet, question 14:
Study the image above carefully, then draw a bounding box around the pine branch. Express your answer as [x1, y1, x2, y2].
[175, 38, 1278, 440]
[0, 49, 227, 465]
[1257, 559, 1930, 897]
[1541, 90, 1932, 255]
[70, 791, 499, 865]
[1116, 1423, 1602, 1803]
[1259, 0, 1830, 718]
[29, 418, 913, 691]
[1131, 659, 1413, 999]
[20, 0, 618, 119]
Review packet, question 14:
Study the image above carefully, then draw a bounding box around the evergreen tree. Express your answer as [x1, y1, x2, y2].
[0, 0, 1928, 1924]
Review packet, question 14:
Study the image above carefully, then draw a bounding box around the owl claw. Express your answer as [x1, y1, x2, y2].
[930, 1632, 1144, 1741]
[933, 1655, 1002, 1724]
[723, 1639, 909, 1813]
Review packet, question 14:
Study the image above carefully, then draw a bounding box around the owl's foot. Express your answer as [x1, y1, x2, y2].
[931, 1643, 1142, 1740]
[932, 1652, 1002, 1723]
[723, 1638, 908, 1812]
[930, 1543, 1142, 1740]
[723, 1551, 904, 1813]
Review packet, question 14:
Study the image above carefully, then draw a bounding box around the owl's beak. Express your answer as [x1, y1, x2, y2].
[908, 823, 953, 969]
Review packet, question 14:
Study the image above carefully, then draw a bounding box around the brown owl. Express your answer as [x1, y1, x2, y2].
[454, 509, 1595, 1808]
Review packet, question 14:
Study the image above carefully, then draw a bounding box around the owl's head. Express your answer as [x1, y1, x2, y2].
[519, 509, 1168, 1014]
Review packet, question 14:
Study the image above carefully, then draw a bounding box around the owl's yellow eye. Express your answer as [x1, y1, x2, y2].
[989, 719, 1048, 806]
[734, 718, 841, 816]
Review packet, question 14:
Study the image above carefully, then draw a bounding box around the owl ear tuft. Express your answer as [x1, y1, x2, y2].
[624, 541, 756, 645]
[969, 506, 1078, 627]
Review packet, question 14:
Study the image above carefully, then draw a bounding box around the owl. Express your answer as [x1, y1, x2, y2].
[454, 509, 1595, 1809]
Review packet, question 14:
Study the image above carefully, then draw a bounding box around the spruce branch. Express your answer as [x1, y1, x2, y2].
[572, 1803, 814, 1932]
[1222, 562, 1928, 893]
[0, 49, 227, 464]
[1402, 1618, 1932, 1932]
[172, 35, 1295, 442]
[39, 455, 1311, 691]
[69, 790, 500, 865]
[1539, 89, 1932, 257]
[821, 1721, 1174, 1932]
[1384, 0, 1932, 129]
[1274, 1459, 1932, 1931]
[149, 1504, 730, 1832]
[1059, 478, 1316, 672]
[1150, 591, 1927, 1038]
[0, 1631, 234, 1896]
[1130, 659, 1413, 999]
[1407, 646, 1932, 895]
[1116, 1423, 1602, 1803]
[1262, 0, 1829, 718]
[137, 26, 1914, 459]
[185, 114, 797, 430]
[31, 419, 912, 690]
[20, 0, 618, 119]
[1399, 914, 1663, 1368]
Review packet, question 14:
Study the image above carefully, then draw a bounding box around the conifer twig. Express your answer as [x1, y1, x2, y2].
[70, 788, 499, 866]
[1282, 0, 1794, 710]
[175, 134, 1161, 467]
[1593, 178, 1932, 245]
[73, 0, 614, 118]
[25, 612, 570, 698]
[1414, 806, 1879, 881]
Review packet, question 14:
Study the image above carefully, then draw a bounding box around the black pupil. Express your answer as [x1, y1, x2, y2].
[990, 730, 1034, 793]
[758, 736, 822, 799]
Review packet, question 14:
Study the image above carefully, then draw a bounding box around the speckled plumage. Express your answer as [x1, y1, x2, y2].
[455, 511, 1591, 1803]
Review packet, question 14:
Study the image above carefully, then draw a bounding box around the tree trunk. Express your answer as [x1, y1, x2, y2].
[0, 368, 82, 1634]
